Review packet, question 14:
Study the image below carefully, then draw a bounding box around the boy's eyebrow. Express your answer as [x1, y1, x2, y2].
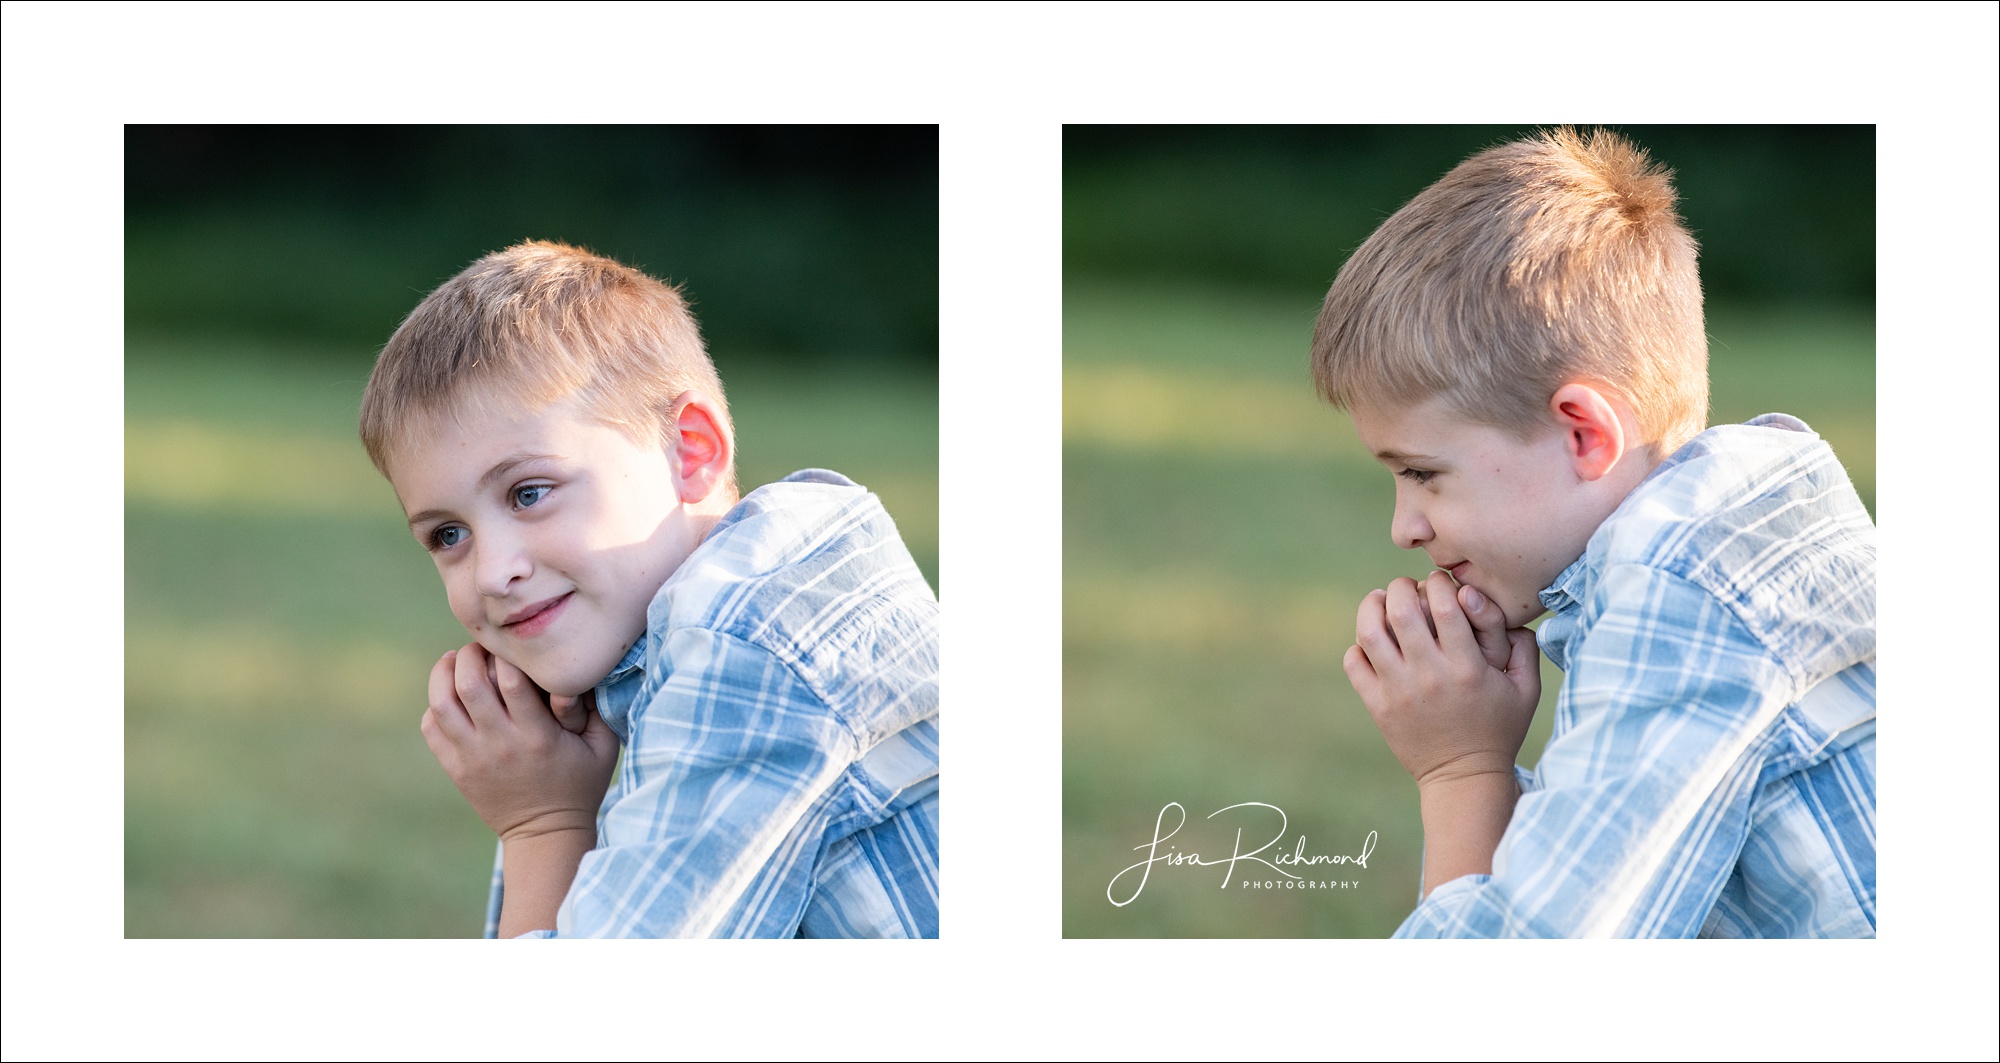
[1372, 448, 1442, 465]
[404, 452, 561, 528]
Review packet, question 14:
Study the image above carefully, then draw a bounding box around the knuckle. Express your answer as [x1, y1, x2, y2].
[454, 672, 485, 702]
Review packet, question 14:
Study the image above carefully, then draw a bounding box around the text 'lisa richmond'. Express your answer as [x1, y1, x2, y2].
[1106, 802, 1378, 907]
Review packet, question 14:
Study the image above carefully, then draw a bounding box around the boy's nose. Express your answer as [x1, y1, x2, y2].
[1390, 496, 1432, 550]
[474, 538, 533, 597]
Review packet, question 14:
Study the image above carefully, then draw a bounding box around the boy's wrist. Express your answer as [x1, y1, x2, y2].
[497, 826, 598, 938]
[498, 812, 597, 847]
[1413, 753, 1519, 791]
[1414, 768, 1521, 897]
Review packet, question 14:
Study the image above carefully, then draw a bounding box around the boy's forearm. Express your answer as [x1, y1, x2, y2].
[1415, 770, 1520, 897]
[497, 828, 596, 938]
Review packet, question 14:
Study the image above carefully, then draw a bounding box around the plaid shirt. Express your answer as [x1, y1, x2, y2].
[488, 470, 940, 938]
[1397, 415, 1876, 938]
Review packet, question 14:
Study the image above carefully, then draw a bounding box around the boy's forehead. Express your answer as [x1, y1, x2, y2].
[382, 394, 561, 492]
[1350, 399, 1549, 460]
[383, 392, 669, 503]
[1349, 400, 1452, 455]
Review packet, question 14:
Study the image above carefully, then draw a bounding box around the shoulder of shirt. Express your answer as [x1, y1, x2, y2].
[1577, 414, 1875, 682]
[641, 469, 938, 733]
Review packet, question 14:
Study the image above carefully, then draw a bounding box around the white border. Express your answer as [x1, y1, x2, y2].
[4, 4, 1994, 1060]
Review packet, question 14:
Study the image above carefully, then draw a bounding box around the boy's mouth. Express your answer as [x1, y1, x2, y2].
[502, 592, 572, 637]
[1429, 558, 1470, 583]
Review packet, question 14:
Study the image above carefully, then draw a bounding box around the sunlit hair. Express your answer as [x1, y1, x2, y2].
[360, 240, 732, 489]
[1312, 127, 1708, 452]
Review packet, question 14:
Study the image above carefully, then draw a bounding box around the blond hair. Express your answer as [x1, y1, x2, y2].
[359, 240, 731, 484]
[1311, 128, 1707, 451]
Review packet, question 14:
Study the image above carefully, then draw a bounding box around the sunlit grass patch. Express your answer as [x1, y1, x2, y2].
[1062, 364, 1355, 461]
[126, 418, 396, 516]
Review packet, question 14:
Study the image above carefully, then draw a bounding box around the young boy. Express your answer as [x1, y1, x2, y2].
[359, 241, 939, 938]
[1313, 129, 1875, 937]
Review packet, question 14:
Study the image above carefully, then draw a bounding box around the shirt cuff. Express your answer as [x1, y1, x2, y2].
[1393, 874, 1495, 938]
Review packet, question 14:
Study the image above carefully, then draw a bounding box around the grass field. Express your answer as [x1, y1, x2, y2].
[124, 335, 936, 937]
[1061, 280, 1875, 937]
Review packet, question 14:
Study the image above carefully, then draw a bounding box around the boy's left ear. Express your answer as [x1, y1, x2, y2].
[667, 390, 733, 505]
[1549, 382, 1628, 482]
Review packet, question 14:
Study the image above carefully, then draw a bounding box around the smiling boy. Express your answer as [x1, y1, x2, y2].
[1314, 129, 1876, 937]
[361, 241, 939, 937]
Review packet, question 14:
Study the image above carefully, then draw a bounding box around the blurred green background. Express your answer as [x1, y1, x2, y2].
[125, 126, 938, 938]
[1062, 125, 1875, 937]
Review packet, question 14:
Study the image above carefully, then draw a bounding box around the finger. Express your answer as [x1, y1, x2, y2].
[1382, 578, 1436, 659]
[491, 656, 559, 733]
[1504, 627, 1542, 683]
[549, 693, 589, 735]
[1423, 571, 1484, 662]
[453, 642, 509, 727]
[1414, 583, 1438, 639]
[580, 702, 622, 759]
[1458, 584, 1513, 670]
[1342, 642, 1378, 690]
[1353, 589, 1402, 667]
[426, 650, 473, 736]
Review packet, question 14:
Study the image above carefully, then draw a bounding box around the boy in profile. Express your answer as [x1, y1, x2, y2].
[359, 241, 939, 938]
[1313, 129, 1875, 937]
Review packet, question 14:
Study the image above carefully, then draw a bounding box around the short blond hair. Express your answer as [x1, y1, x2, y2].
[359, 241, 731, 483]
[1311, 128, 1707, 451]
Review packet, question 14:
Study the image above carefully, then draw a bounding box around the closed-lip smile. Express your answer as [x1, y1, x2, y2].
[502, 592, 572, 636]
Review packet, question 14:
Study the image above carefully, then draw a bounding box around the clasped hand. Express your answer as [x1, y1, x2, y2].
[419, 642, 620, 843]
[1343, 572, 1541, 787]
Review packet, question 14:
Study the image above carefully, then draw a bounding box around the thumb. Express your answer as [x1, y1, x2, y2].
[582, 703, 621, 758]
[549, 692, 588, 735]
[1459, 585, 1512, 670]
[1504, 628, 1542, 687]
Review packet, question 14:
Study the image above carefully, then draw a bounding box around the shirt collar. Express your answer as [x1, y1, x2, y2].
[1539, 554, 1591, 616]
[591, 636, 649, 738]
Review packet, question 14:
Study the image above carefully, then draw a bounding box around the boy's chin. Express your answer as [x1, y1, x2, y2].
[1495, 596, 1550, 629]
[1461, 582, 1544, 629]
[485, 651, 604, 701]
[523, 667, 601, 700]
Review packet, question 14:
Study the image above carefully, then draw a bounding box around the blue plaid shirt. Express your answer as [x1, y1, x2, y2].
[1397, 415, 1876, 938]
[487, 470, 940, 938]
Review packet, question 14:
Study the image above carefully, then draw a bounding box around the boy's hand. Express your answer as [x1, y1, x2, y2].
[1343, 571, 1540, 788]
[1345, 572, 1541, 895]
[420, 643, 619, 845]
[1400, 571, 1514, 672]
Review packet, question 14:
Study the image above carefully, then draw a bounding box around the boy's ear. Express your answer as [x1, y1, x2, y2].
[1549, 382, 1628, 482]
[667, 390, 733, 505]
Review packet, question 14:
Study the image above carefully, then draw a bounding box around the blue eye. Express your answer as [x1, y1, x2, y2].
[429, 525, 468, 551]
[513, 484, 552, 509]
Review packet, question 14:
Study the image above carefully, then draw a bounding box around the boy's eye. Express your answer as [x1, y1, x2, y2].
[1398, 468, 1436, 486]
[429, 525, 468, 551]
[512, 484, 552, 509]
